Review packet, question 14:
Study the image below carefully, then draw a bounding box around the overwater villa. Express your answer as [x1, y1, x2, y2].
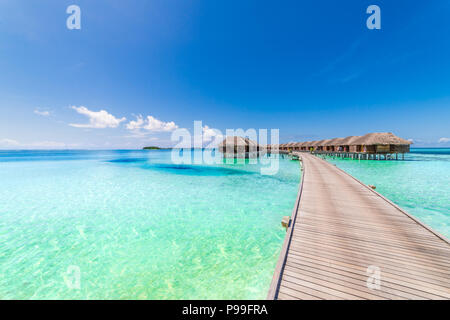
[323, 137, 344, 152]
[286, 142, 296, 152]
[219, 132, 411, 160]
[299, 141, 311, 151]
[349, 132, 412, 153]
[309, 140, 323, 151]
[292, 142, 303, 152]
[218, 136, 259, 158]
[317, 139, 332, 151]
[272, 132, 412, 160]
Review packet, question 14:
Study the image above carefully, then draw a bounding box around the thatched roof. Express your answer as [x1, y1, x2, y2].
[286, 142, 296, 147]
[218, 136, 258, 148]
[310, 140, 324, 147]
[337, 136, 360, 145]
[301, 141, 312, 147]
[317, 139, 332, 146]
[350, 132, 412, 146]
[272, 133, 411, 149]
[323, 137, 344, 146]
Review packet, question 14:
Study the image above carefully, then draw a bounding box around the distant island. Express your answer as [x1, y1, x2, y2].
[143, 146, 161, 150]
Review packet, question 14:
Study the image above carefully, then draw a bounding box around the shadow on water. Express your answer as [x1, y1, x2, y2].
[148, 164, 254, 176]
[106, 157, 256, 176]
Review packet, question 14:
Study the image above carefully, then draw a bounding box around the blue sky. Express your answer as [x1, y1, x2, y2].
[0, 0, 449, 148]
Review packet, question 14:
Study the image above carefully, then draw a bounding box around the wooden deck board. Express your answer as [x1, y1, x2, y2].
[268, 153, 450, 300]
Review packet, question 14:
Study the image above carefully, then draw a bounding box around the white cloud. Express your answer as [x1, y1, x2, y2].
[126, 116, 145, 131]
[0, 138, 20, 147]
[202, 125, 223, 143]
[438, 137, 450, 143]
[189, 124, 224, 147]
[126, 115, 178, 132]
[70, 106, 126, 129]
[34, 109, 50, 116]
[145, 116, 178, 132]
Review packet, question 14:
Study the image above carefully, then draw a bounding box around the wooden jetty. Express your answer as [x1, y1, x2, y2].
[268, 152, 450, 300]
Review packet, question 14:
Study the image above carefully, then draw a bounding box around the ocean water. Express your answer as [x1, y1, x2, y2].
[0, 150, 300, 299]
[324, 148, 450, 239]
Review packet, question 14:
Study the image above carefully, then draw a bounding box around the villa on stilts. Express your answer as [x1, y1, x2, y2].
[274, 132, 412, 160]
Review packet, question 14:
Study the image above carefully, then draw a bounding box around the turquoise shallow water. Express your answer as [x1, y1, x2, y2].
[0, 150, 300, 299]
[324, 148, 450, 239]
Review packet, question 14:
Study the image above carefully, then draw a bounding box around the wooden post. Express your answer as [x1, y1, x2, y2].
[281, 216, 291, 231]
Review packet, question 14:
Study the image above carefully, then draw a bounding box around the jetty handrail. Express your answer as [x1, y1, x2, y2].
[266, 156, 306, 300]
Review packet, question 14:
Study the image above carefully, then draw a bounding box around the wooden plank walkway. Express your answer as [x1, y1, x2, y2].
[268, 153, 450, 300]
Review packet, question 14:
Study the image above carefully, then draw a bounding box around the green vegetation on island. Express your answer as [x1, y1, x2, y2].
[143, 146, 161, 150]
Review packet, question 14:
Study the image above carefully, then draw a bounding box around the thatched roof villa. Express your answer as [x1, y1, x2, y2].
[333, 136, 360, 152]
[299, 141, 311, 151]
[218, 136, 258, 158]
[270, 132, 411, 160]
[286, 142, 296, 151]
[309, 140, 324, 151]
[301, 141, 313, 151]
[293, 142, 303, 151]
[323, 138, 344, 151]
[348, 132, 412, 153]
[316, 139, 332, 151]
